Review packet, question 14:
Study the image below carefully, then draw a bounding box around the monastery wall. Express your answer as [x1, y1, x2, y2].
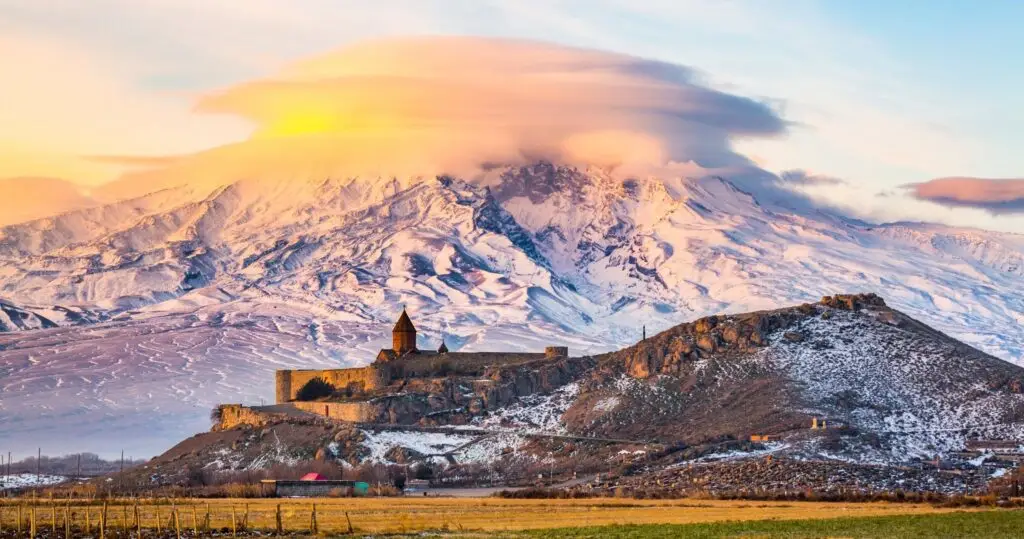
[290, 401, 379, 422]
[275, 366, 390, 403]
[216, 404, 273, 430]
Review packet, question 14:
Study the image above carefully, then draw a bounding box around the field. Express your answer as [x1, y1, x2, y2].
[0, 497, 1012, 536]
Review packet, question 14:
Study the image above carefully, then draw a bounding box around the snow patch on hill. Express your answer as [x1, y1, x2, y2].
[764, 308, 1024, 460]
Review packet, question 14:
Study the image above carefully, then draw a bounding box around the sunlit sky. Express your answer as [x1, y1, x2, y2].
[1, 0, 1022, 231]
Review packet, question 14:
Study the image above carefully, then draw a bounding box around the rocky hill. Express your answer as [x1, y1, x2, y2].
[568, 293, 1024, 463]
[127, 294, 1024, 493]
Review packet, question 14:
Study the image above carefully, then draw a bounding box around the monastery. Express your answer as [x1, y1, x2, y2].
[275, 309, 569, 404]
[214, 309, 575, 429]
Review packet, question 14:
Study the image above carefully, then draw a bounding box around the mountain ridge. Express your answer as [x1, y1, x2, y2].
[0, 163, 1022, 457]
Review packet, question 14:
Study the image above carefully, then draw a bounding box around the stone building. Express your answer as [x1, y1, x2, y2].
[274, 309, 569, 404]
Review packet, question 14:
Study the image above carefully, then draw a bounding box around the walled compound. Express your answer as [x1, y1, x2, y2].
[216, 309, 582, 430]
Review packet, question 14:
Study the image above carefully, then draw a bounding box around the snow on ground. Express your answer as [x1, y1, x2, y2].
[358, 383, 585, 466]
[762, 307, 1024, 460]
[0, 474, 67, 490]
[693, 443, 790, 464]
[359, 430, 477, 463]
[472, 382, 579, 434]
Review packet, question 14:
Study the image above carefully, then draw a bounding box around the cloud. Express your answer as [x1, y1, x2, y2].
[778, 169, 846, 186]
[0, 177, 97, 226]
[182, 36, 786, 179]
[0, 31, 251, 185]
[904, 177, 1024, 214]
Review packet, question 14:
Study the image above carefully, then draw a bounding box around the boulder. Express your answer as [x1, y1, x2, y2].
[694, 316, 718, 334]
[783, 331, 804, 343]
[696, 334, 718, 353]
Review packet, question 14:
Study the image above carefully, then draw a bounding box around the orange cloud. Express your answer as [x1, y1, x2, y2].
[905, 177, 1024, 214]
[183, 36, 785, 180]
[0, 177, 97, 226]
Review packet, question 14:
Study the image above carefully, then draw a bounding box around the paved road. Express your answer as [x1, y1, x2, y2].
[412, 486, 520, 497]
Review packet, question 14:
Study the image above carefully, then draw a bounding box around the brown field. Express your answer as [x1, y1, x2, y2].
[0, 497, 993, 535]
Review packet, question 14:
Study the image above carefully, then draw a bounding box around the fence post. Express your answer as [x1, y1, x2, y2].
[85, 506, 90, 534]
[100, 502, 107, 539]
[155, 505, 161, 534]
[135, 504, 141, 537]
[51, 503, 57, 537]
[205, 502, 211, 531]
[18, 505, 22, 535]
[29, 507, 36, 539]
[244, 503, 249, 531]
[309, 503, 317, 534]
[231, 505, 237, 538]
[191, 506, 198, 535]
[64, 506, 70, 539]
[174, 509, 181, 539]
[123, 504, 128, 531]
[275, 504, 282, 535]
[345, 511, 354, 535]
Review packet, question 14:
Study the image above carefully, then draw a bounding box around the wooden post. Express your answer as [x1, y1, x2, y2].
[231, 506, 237, 538]
[51, 504, 57, 537]
[345, 512, 354, 535]
[191, 506, 198, 535]
[29, 507, 36, 539]
[135, 504, 141, 537]
[123, 504, 128, 531]
[244, 503, 249, 531]
[205, 502, 211, 531]
[100, 502, 107, 539]
[174, 510, 181, 539]
[85, 506, 91, 534]
[309, 504, 316, 534]
[275, 504, 282, 535]
[18, 505, 23, 534]
[64, 506, 70, 539]
[155, 506, 161, 534]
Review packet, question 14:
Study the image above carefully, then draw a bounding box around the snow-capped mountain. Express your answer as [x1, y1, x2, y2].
[0, 163, 1022, 457]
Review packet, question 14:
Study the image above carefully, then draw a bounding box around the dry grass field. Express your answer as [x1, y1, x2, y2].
[0, 497, 998, 536]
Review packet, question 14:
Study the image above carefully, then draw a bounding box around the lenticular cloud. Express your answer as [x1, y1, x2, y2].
[193, 36, 786, 176]
[906, 177, 1024, 215]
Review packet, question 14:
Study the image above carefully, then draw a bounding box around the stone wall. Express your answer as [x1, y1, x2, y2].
[276, 366, 390, 403]
[290, 401, 379, 422]
[391, 352, 549, 379]
[216, 404, 273, 430]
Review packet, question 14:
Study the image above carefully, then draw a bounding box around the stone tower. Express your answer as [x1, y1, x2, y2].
[393, 308, 417, 356]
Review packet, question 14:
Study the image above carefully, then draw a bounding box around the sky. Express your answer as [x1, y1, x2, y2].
[0, 0, 1022, 232]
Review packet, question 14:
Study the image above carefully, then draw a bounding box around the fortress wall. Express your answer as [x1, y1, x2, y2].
[217, 404, 271, 430]
[393, 352, 548, 379]
[291, 401, 380, 422]
[276, 366, 390, 403]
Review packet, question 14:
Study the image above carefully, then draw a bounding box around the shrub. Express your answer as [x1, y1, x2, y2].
[296, 377, 335, 401]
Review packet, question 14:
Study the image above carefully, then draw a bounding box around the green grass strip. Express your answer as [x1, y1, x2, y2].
[502, 510, 1024, 538]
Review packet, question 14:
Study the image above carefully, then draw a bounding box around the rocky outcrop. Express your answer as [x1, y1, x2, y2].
[621, 293, 887, 379]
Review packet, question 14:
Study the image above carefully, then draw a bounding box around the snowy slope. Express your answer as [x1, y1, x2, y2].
[0, 164, 1022, 458]
[762, 306, 1024, 461]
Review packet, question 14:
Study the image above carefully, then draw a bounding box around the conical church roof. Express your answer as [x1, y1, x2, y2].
[393, 308, 416, 333]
